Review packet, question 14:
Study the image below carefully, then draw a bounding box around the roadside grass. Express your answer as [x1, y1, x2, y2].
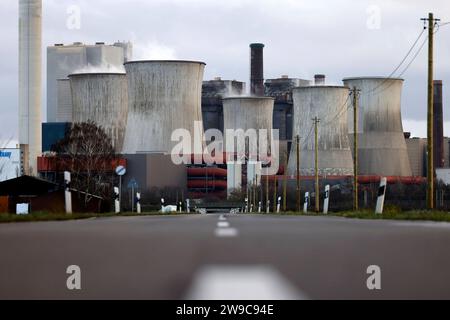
[0, 211, 193, 224]
[271, 209, 450, 222]
[2, 209, 450, 223]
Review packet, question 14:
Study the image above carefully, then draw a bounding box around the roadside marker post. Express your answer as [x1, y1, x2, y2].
[114, 187, 120, 213]
[303, 192, 309, 214]
[277, 196, 281, 213]
[136, 192, 141, 214]
[64, 171, 72, 214]
[375, 177, 388, 214]
[323, 185, 330, 214]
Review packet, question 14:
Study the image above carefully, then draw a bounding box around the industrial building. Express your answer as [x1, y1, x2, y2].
[12, 0, 450, 212]
[47, 41, 132, 123]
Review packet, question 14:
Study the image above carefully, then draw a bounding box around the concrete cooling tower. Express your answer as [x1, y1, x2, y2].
[343, 77, 412, 177]
[222, 97, 274, 156]
[287, 86, 354, 176]
[122, 60, 206, 154]
[69, 73, 128, 152]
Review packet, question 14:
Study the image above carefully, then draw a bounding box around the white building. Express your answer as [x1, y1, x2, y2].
[0, 149, 21, 182]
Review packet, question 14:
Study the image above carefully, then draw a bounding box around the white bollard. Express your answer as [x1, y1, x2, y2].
[258, 201, 262, 213]
[114, 187, 120, 213]
[136, 192, 141, 214]
[186, 199, 190, 213]
[323, 185, 330, 214]
[266, 200, 270, 214]
[375, 177, 388, 214]
[64, 171, 72, 214]
[303, 192, 309, 214]
[277, 196, 281, 213]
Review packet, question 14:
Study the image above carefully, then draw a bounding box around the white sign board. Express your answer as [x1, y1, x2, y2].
[0, 148, 20, 182]
[16, 203, 29, 215]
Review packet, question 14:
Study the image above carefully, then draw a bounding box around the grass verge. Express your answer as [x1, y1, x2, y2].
[271, 210, 450, 222]
[0, 212, 194, 224]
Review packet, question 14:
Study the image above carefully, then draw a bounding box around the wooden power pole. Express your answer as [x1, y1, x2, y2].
[282, 151, 288, 212]
[296, 135, 301, 212]
[313, 117, 320, 213]
[351, 87, 360, 211]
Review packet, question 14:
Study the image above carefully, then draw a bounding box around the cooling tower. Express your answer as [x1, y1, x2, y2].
[222, 97, 274, 156]
[343, 77, 412, 176]
[19, 0, 42, 175]
[287, 86, 354, 176]
[122, 60, 206, 154]
[69, 73, 128, 152]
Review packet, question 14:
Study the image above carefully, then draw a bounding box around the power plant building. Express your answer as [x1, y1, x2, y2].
[47, 42, 132, 123]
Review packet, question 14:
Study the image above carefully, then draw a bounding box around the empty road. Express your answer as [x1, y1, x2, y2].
[1, 214, 450, 299]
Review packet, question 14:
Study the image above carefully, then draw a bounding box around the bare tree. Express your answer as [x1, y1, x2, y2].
[54, 121, 116, 209]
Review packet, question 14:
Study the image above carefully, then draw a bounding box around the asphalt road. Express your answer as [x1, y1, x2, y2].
[0, 214, 450, 300]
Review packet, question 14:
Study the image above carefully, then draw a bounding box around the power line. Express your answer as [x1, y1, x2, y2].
[370, 33, 429, 96]
[366, 27, 426, 94]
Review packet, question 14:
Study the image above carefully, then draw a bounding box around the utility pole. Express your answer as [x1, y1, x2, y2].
[351, 88, 361, 211]
[421, 13, 440, 210]
[282, 151, 288, 212]
[313, 117, 320, 213]
[266, 174, 270, 213]
[273, 177, 278, 213]
[296, 135, 301, 212]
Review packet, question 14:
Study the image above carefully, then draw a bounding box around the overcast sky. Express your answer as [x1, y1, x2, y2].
[1, 0, 449, 145]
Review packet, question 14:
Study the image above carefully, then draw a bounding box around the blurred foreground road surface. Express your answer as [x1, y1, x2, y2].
[1, 214, 450, 299]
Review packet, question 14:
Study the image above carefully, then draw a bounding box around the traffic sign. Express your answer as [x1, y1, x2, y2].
[115, 165, 126, 176]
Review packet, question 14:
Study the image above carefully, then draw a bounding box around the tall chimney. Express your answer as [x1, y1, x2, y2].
[314, 74, 326, 85]
[433, 80, 444, 168]
[19, 0, 42, 175]
[250, 43, 265, 96]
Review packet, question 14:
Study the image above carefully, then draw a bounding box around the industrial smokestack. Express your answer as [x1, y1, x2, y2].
[314, 74, 326, 85]
[19, 0, 42, 175]
[250, 43, 265, 96]
[434, 80, 444, 168]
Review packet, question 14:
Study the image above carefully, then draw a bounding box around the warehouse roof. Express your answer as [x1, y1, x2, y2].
[0, 176, 59, 196]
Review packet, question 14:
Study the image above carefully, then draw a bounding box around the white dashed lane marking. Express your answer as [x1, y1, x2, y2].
[217, 221, 230, 228]
[185, 265, 308, 300]
[215, 214, 238, 237]
[214, 228, 238, 237]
